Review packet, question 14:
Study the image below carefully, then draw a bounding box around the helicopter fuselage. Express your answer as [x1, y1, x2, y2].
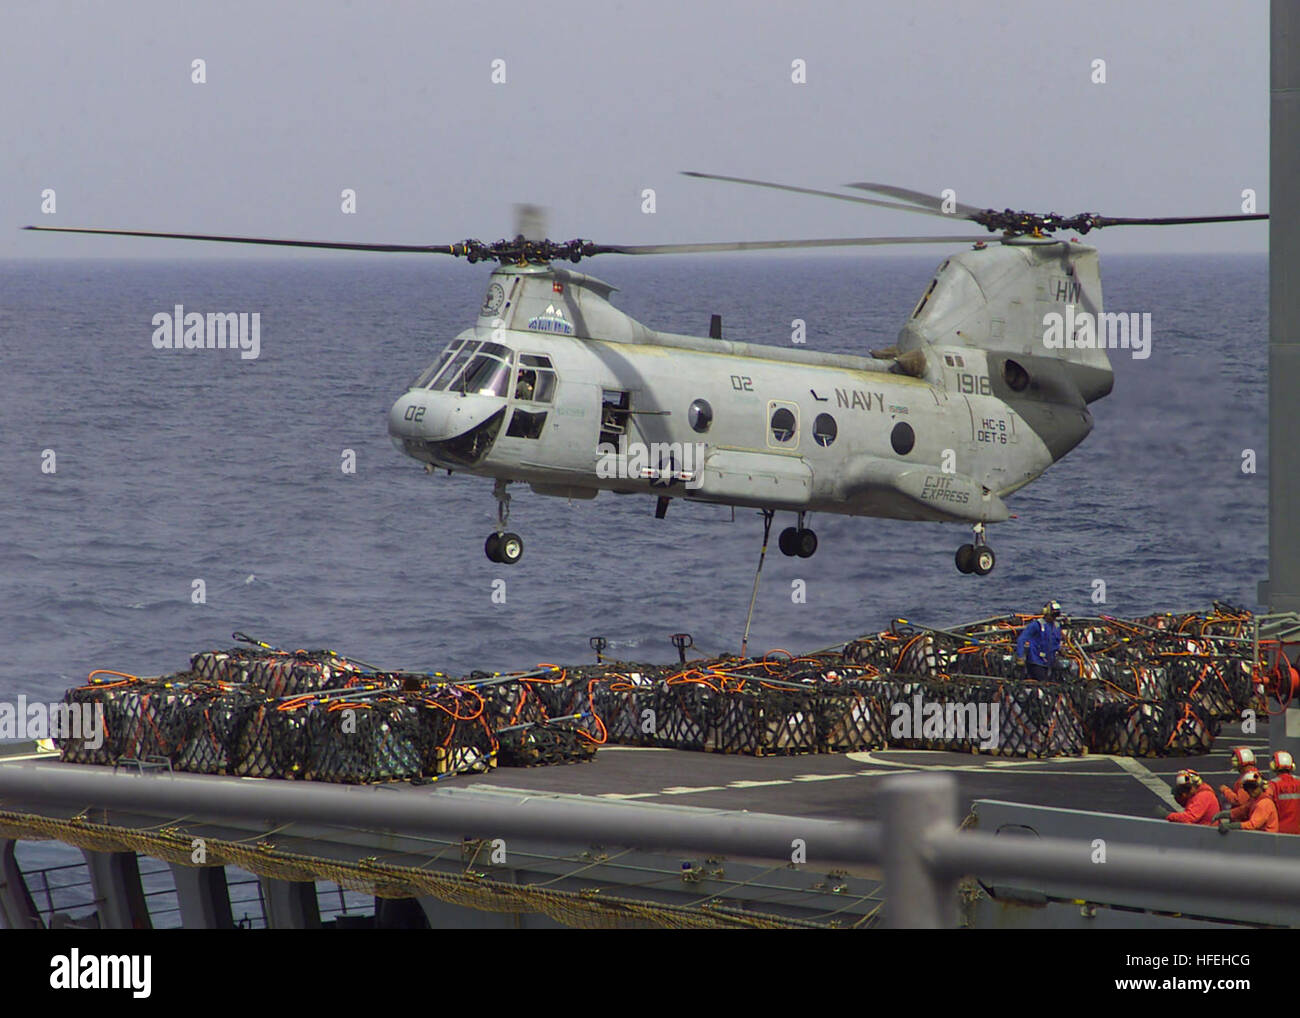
[388, 254, 1098, 527]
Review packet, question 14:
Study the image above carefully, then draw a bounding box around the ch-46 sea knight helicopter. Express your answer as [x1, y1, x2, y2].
[27, 173, 1265, 571]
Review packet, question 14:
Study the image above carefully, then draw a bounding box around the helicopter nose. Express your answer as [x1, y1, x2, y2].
[389, 390, 500, 444]
[388, 392, 428, 441]
[388, 391, 456, 447]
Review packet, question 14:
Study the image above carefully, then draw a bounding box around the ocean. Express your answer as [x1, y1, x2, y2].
[0, 251, 1268, 698]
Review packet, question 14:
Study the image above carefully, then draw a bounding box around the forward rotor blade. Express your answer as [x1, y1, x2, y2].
[22, 225, 458, 254]
[595, 235, 994, 255]
[681, 171, 957, 220]
[846, 182, 985, 218]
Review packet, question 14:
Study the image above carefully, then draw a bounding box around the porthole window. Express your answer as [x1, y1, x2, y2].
[1003, 358, 1030, 392]
[770, 407, 796, 443]
[813, 413, 838, 447]
[688, 398, 713, 433]
[891, 421, 915, 456]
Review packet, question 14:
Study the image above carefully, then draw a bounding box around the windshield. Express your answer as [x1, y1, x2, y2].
[459, 351, 513, 396]
[432, 342, 480, 390]
[409, 343, 460, 389]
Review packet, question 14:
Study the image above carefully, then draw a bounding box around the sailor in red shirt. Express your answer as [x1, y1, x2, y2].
[1217, 770, 1280, 834]
[1218, 747, 1257, 808]
[1165, 770, 1219, 825]
[1266, 751, 1300, 835]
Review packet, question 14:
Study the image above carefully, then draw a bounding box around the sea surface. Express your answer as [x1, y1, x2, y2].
[0, 252, 1268, 697]
[0, 250, 1269, 922]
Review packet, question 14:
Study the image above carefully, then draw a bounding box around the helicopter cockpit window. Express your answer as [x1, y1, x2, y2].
[458, 347, 514, 397]
[411, 362, 438, 390]
[515, 354, 556, 403]
[409, 342, 460, 389]
[431, 342, 480, 391]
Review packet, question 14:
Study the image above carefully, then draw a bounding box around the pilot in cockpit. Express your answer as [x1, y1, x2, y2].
[514, 369, 536, 401]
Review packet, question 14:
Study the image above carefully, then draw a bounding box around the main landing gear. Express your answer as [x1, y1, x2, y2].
[955, 522, 995, 576]
[485, 479, 524, 565]
[777, 512, 818, 558]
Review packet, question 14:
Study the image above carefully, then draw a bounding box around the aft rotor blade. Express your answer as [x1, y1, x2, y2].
[846, 182, 985, 218]
[595, 235, 994, 255]
[22, 225, 459, 254]
[680, 171, 957, 219]
[1089, 213, 1268, 228]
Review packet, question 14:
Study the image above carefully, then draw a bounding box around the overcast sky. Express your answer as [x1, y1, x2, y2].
[1, 0, 1269, 259]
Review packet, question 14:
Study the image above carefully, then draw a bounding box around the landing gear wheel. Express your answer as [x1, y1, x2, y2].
[778, 527, 800, 557]
[485, 533, 502, 562]
[795, 528, 818, 558]
[955, 544, 975, 574]
[972, 545, 996, 576]
[497, 532, 524, 565]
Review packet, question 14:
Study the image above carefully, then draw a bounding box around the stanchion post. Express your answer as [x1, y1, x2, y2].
[880, 773, 959, 929]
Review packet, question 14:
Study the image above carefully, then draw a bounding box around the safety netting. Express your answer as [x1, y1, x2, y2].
[56, 604, 1270, 777]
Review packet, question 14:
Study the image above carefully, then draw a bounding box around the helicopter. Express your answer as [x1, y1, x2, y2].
[25, 172, 1265, 571]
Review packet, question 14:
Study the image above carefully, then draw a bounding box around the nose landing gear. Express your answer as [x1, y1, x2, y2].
[778, 513, 818, 558]
[955, 523, 995, 576]
[485, 479, 524, 564]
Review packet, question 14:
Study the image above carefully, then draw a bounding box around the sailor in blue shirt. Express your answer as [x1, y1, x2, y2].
[1016, 601, 1063, 680]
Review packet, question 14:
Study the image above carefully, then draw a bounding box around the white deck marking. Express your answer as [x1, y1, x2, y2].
[1110, 755, 1179, 808]
[848, 750, 1097, 773]
[599, 746, 673, 752]
[792, 773, 857, 782]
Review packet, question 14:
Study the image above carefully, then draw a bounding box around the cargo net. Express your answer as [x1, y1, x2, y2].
[57, 604, 1267, 775]
[56, 660, 597, 783]
[589, 657, 865, 756]
[575, 603, 1264, 759]
[481, 671, 599, 768]
[190, 646, 371, 696]
[1079, 693, 1216, 757]
[833, 601, 1269, 756]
